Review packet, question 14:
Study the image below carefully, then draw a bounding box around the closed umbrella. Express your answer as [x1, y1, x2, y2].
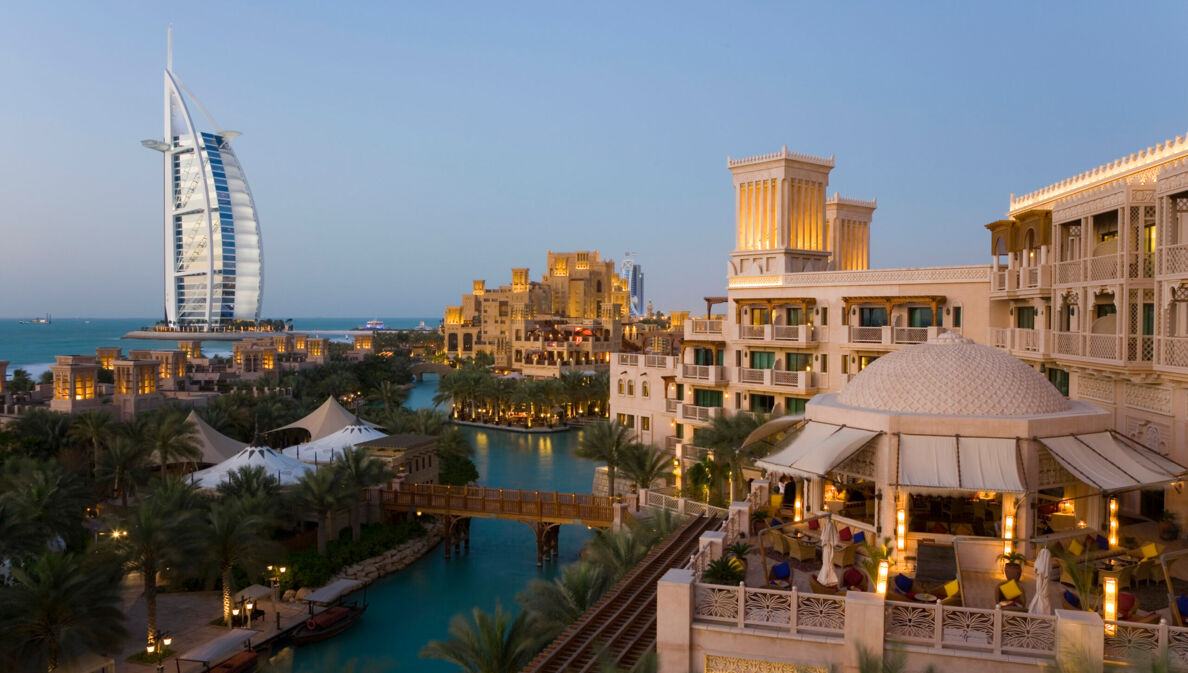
[817, 519, 840, 587]
[1028, 547, 1053, 615]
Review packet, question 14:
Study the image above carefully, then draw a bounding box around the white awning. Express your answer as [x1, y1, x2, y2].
[1038, 432, 1186, 492]
[755, 422, 879, 479]
[177, 629, 259, 664]
[897, 435, 1025, 492]
[742, 414, 805, 450]
[303, 578, 364, 605]
[233, 583, 272, 603]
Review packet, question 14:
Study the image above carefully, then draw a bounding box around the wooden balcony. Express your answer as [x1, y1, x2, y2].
[678, 404, 722, 424]
[684, 320, 725, 341]
[680, 364, 728, 385]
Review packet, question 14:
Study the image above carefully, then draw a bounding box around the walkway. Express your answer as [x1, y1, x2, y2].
[521, 513, 722, 673]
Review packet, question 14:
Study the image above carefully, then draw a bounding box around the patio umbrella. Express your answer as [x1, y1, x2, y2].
[1028, 547, 1053, 615]
[817, 519, 840, 587]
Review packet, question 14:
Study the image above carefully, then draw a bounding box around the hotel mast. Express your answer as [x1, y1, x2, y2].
[142, 28, 263, 328]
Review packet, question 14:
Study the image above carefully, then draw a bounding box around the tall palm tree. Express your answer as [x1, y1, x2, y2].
[67, 409, 114, 474]
[576, 420, 635, 499]
[373, 380, 408, 413]
[334, 447, 393, 540]
[436, 426, 474, 459]
[410, 408, 448, 436]
[517, 562, 612, 645]
[216, 464, 282, 501]
[8, 368, 35, 394]
[108, 493, 200, 648]
[10, 408, 72, 460]
[0, 457, 90, 552]
[0, 551, 127, 673]
[144, 411, 201, 479]
[204, 498, 280, 626]
[97, 437, 150, 508]
[0, 500, 41, 563]
[619, 444, 673, 492]
[584, 527, 650, 581]
[419, 603, 537, 673]
[698, 410, 770, 501]
[293, 467, 345, 554]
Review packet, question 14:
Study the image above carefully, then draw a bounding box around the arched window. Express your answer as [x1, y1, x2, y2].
[642, 381, 650, 397]
[1024, 229, 1037, 266]
[627, 380, 635, 396]
[617, 379, 624, 395]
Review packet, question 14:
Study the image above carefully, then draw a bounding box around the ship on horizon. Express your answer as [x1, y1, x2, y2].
[19, 313, 51, 325]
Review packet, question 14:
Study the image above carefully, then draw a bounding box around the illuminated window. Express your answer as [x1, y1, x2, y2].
[641, 381, 650, 398]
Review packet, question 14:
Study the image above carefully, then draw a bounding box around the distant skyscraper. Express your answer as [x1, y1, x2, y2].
[142, 28, 263, 328]
[621, 254, 645, 318]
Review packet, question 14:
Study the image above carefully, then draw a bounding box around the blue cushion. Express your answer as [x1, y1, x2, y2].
[1064, 590, 1080, 608]
[894, 573, 913, 594]
[770, 518, 783, 528]
[1096, 535, 1109, 551]
[852, 531, 866, 545]
[772, 562, 791, 580]
[1177, 594, 1188, 618]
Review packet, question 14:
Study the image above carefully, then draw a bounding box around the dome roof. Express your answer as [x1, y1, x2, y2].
[836, 332, 1069, 417]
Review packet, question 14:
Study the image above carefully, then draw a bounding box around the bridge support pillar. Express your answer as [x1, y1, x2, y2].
[533, 524, 547, 567]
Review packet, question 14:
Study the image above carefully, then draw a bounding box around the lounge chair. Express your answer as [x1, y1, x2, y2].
[809, 575, 840, 595]
[764, 561, 792, 589]
[888, 573, 915, 602]
[832, 544, 857, 569]
[784, 535, 818, 563]
[937, 579, 962, 606]
[842, 567, 867, 592]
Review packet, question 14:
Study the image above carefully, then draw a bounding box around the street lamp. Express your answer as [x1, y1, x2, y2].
[231, 607, 240, 627]
[245, 601, 254, 629]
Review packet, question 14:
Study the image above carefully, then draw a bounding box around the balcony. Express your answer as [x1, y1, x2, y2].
[680, 364, 728, 385]
[988, 327, 1048, 356]
[846, 325, 952, 346]
[1162, 243, 1188, 276]
[684, 320, 725, 341]
[644, 354, 675, 370]
[616, 353, 639, 367]
[991, 266, 1051, 294]
[678, 404, 722, 423]
[737, 367, 770, 385]
[1051, 331, 1123, 362]
[665, 398, 679, 413]
[772, 369, 818, 393]
[1161, 337, 1188, 368]
[773, 324, 820, 345]
[737, 324, 770, 340]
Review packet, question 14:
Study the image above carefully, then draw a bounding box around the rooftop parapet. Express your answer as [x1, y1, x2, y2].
[727, 145, 835, 169]
[826, 192, 878, 209]
[1010, 132, 1188, 212]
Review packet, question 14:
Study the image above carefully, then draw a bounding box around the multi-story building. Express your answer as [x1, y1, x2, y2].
[610, 148, 989, 468]
[985, 133, 1188, 516]
[442, 250, 628, 376]
[141, 29, 263, 328]
[621, 255, 645, 318]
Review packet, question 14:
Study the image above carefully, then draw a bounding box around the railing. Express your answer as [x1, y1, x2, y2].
[646, 488, 682, 513]
[1162, 337, 1188, 368]
[893, 327, 929, 344]
[738, 324, 768, 340]
[1089, 253, 1120, 281]
[681, 364, 727, 383]
[617, 353, 639, 367]
[884, 601, 1056, 659]
[738, 367, 769, 385]
[772, 370, 809, 389]
[665, 398, 679, 413]
[1163, 243, 1188, 275]
[1056, 259, 1082, 284]
[1017, 328, 1045, 353]
[1128, 252, 1155, 279]
[665, 435, 680, 450]
[993, 269, 1008, 291]
[989, 327, 1010, 350]
[644, 355, 673, 369]
[1022, 265, 1042, 288]
[1088, 334, 1121, 360]
[773, 324, 812, 342]
[378, 484, 614, 524]
[680, 404, 721, 423]
[1103, 619, 1188, 668]
[689, 320, 725, 335]
[849, 326, 886, 344]
[1053, 331, 1084, 356]
[693, 584, 846, 636]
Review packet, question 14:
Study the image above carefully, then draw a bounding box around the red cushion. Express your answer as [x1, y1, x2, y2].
[808, 519, 820, 530]
[1118, 593, 1137, 615]
[843, 567, 864, 587]
[1084, 534, 1097, 550]
[838, 526, 852, 541]
[929, 522, 948, 534]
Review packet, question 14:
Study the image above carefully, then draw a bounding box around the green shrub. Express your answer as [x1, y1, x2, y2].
[280, 520, 427, 589]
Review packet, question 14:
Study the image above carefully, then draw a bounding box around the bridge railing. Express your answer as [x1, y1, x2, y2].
[376, 483, 616, 524]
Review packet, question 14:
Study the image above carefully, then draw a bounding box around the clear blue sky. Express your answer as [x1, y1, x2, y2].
[2, 1, 1186, 319]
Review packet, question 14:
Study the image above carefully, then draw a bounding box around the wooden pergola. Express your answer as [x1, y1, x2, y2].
[842, 295, 947, 326]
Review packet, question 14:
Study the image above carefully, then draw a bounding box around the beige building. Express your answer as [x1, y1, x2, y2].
[985, 133, 1188, 517]
[443, 250, 627, 376]
[48, 355, 101, 414]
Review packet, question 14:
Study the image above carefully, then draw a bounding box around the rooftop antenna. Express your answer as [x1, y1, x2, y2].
[166, 25, 173, 72]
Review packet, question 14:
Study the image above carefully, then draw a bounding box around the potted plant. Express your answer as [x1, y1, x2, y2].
[750, 509, 768, 535]
[1160, 511, 1180, 541]
[998, 551, 1026, 581]
[859, 536, 895, 588]
[702, 557, 746, 586]
[726, 541, 753, 574]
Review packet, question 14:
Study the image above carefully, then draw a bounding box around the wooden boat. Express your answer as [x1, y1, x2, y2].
[208, 649, 258, 673]
[290, 602, 367, 645]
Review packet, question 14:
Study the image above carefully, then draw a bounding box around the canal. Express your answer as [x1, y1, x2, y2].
[288, 374, 596, 672]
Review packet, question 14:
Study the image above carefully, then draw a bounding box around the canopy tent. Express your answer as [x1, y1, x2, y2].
[188, 444, 315, 488]
[303, 578, 363, 605]
[755, 422, 879, 479]
[282, 423, 389, 464]
[186, 411, 247, 465]
[1037, 431, 1186, 492]
[271, 396, 380, 442]
[896, 435, 1026, 493]
[741, 413, 805, 450]
[176, 629, 259, 666]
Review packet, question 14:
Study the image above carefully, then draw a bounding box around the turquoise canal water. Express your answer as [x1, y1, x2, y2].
[287, 374, 596, 672]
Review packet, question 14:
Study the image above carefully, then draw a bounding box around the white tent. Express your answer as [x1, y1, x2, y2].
[186, 411, 248, 465]
[188, 444, 315, 488]
[271, 396, 381, 442]
[282, 423, 389, 464]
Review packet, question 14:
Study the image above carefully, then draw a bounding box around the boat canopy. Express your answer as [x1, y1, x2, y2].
[303, 578, 364, 605]
[176, 629, 259, 665]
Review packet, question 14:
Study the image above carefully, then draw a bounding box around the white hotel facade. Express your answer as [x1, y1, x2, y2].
[612, 136, 1188, 515]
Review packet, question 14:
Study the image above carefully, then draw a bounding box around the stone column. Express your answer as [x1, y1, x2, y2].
[700, 530, 725, 562]
[1055, 609, 1104, 673]
[656, 568, 695, 673]
[843, 591, 886, 673]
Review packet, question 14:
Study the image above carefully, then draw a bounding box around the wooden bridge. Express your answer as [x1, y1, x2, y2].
[374, 484, 621, 565]
[409, 361, 455, 381]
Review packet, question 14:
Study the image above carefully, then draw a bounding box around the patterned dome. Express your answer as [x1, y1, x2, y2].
[836, 332, 1069, 417]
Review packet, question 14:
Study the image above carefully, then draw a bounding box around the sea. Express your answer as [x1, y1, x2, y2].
[0, 317, 438, 379]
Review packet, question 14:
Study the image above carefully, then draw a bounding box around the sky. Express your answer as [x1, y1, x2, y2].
[1, 1, 1186, 319]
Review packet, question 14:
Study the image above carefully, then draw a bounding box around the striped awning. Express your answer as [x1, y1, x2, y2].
[1037, 432, 1185, 492]
[896, 435, 1025, 492]
[756, 422, 880, 479]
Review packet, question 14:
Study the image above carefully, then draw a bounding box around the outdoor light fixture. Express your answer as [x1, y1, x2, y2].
[1003, 514, 1015, 556]
[1109, 497, 1119, 547]
[146, 644, 155, 655]
[162, 637, 172, 648]
[896, 508, 906, 551]
[794, 496, 803, 522]
[876, 560, 889, 595]
[416, 510, 423, 517]
[1103, 577, 1118, 633]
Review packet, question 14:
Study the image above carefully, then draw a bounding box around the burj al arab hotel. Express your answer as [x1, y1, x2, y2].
[142, 29, 263, 328]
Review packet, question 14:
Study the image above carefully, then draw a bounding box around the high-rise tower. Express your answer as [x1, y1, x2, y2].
[142, 28, 263, 328]
[620, 254, 645, 318]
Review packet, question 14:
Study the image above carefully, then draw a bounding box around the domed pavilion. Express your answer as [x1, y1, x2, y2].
[756, 332, 1185, 556]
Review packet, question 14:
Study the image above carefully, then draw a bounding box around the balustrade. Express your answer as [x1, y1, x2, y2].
[665, 398, 679, 413]
[687, 320, 725, 337]
[884, 601, 1056, 658]
[617, 353, 639, 367]
[848, 325, 887, 344]
[1088, 254, 1120, 281]
[893, 327, 929, 344]
[644, 354, 672, 369]
[680, 364, 727, 384]
[1162, 337, 1188, 368]
[1056, 259, 1083, 284]
[738, 324, 768, 340]
[989, 327, 1010, 350]
[679, 404, 721, 423]
[772, 369, 808, 389]
[738, 367, 769, 385]
[1103, 619, 1188, 668]
[1163, 243, 1188, 275]
[693, 584, 846, 636]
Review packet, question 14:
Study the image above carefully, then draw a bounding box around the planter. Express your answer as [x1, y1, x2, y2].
[1004, 563, 1023, 582]
[1160, 521, 1180, 542]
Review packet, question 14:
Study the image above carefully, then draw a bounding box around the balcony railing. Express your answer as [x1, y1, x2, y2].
[737, 367, 769, 385]
[686, 320, 725, 339]
[772, 369, 815, 391]
[679, 404, 721, 423]
[681, 364, 728, 384]
[738, 324, 769, 340]
[988, 327, 1046, 354]
[1088, 253, 1120, 281]
[884, 601, 1056, 658]
[1127, 252, 1154, 279]
[1161, 337, 1188, 368]
[848, 326, 886, 343]
[617, 353, 639, 367]
[665, 398, 679, 413]
[772, 324, 819, 343]
[993, 269, 1008, 291]
[989, 327, 1010, 350]
[1052, 331, 1122, 361]
[1103, 618, 1188, 668]
[665, 435, 681, 451]
[693, 584, 845, 636]
[1055, 259, 1083, 284]
[893, 327, 929, 344]
[644, 354, 674, 369]
[1162, 243, 1188, 275]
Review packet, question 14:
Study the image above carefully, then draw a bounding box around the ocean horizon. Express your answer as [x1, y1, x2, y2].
[0, 317, 439, 377]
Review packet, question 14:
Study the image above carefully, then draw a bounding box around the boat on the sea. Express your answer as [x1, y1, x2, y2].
[413, 320, 433, 332]
[356, 319, 386, 330]
[290, 578, 367, 646]
[19, 313, 51, 325]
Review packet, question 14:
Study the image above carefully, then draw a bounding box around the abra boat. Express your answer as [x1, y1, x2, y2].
[290, 578, 367, 646]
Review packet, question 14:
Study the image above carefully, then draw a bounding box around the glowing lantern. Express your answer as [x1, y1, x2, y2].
[876, 560, 889, 596]
[1003, 514, 1015, 556]
[896, 508, 906, 551]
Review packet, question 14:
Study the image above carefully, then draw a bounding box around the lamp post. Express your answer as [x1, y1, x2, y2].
[245, 601, 254, 629]
[268, 565, 287, 631]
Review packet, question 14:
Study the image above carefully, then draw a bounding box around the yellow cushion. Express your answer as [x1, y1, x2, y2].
[1000, 579, 1022, 601]
[728, 557, 744, 571]
[770, 494, 782, 509]
[1068, 539, 1084, 556]
[944, 579, 960, 599]
[1142, 542, 1160, 559]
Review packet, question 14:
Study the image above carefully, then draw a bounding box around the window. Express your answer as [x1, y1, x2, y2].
[640, 417, 650, 432]
[786, 307, 803, 325]
[820, 308, 828, 326]
[1143, 303, 1154, 336]
[786, 353, 811, 371]
[749, 351, 775, 369]
[820, 354, 828, 373]
[750, 308, 769, 325]
[1096, 304, 1116, 319]
[693, 348, 716, 366]
[841, 355, 849, 374]
[859, 307, 887, 327]
[675, 423, 684, 439]
[785, 397, 807, 414]
[617, 379, 624, 395]
[641, 381, 650, 397]
[750, 394, 775, 413]
[953, 306, 962, 328]
[616, 413, 635, 428]
[693, 389, 723, 407]
[859, 355, 878, 370]
[627, 380, 634, 396]
[1016, 307, 1036, 330]
[908, 307, 933, 328]
[1047, 368, 1069, 397]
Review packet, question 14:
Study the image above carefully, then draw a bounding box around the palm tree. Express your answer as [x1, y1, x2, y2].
[334, 447, 393, 540]
[216, 464, 282, 501]
[0, 551, 127, 673]
[419, 603, 537, 673]
[204, 498, 280, 626]
[698, 410, 770, 501]
[144, 410, 201, 479]
[576, 420, 635, 499]
[108, 493, 201, 648]
[67, 409, 114, 474]
[0, 457, 90, 552]
[10, 408, 72, 460]
[584, 527, 650, 581]
[8, 367, 35, 394]
[436, 426, 474, 459]
[293, 467, 345, 554]
[97, 437, 150, 508]
[517, 562, 612, 644]
[0, 500, 41, 563]
[619, 444, 672, 492]
[373, 380, 408, 413]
